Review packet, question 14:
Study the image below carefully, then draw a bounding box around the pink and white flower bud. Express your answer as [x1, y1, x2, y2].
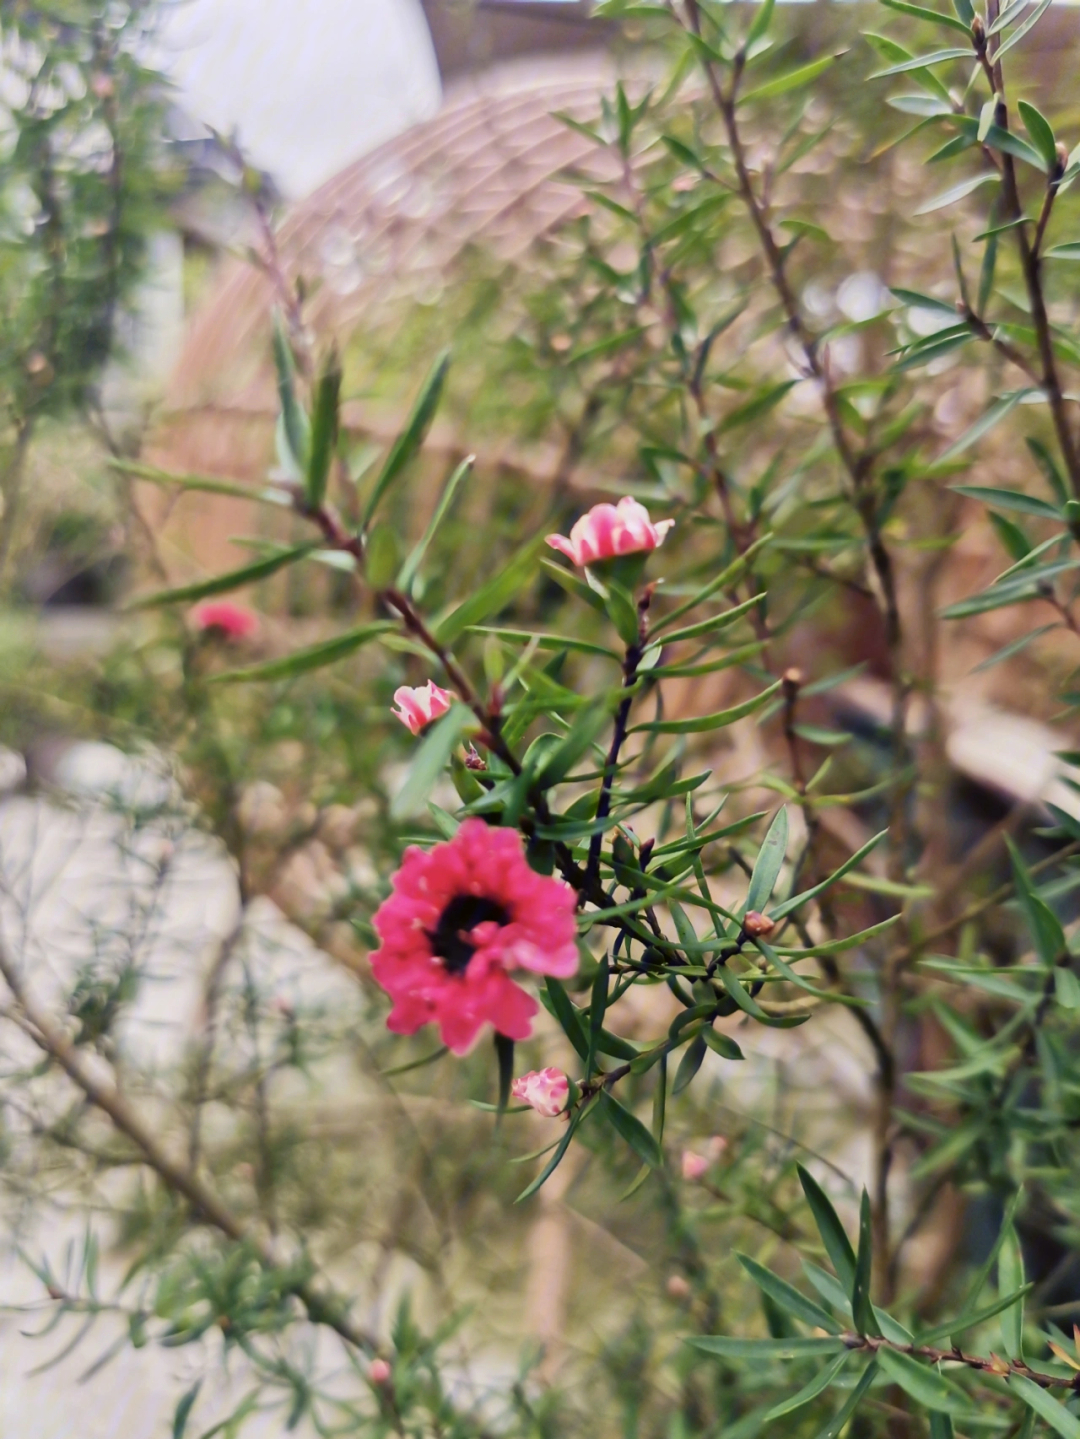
[511, 1067, 569, 1118]
[368, 1358, 392, 1385]
[391, 680, 454, 736]
[546, 497, 674, 568]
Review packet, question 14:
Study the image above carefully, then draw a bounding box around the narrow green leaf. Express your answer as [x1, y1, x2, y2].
[516, 1101, 592, 1202]
[1056, 966, 1080, 1008]
[870, 47, 973, 78]
[999, 1221, 1025, 1360]
[762, 1351, 850, 1422]
[746, 807, 789, 914]
[494, 1032, 515, 1122]
[586, 955, 610, 1078]
[950, 485, 1062, 519]
[745, 0, 776, 47]
[917, 1284, 1033, 1345]
[987, 0, 1030, 34]
[875, 1349, 970, 1415]
[878, 0, 972, 30]
[739, 53, 845, 104]
[887, 93, 954, 115]
[211, 620, 393, 684]
[715, 963, 809, 1027]
[434, 537, 543, 646]
[702, 1027, 745, 1060]
[305, 349, 341, 510]
[995, 0, 1054, 60]
[1027, 438, 1071, 507]
[1046, 243, 1080, 261]
[971, 625, 1057, 673]
[130, 544, 316, 609]
[1009, 1374, 1080, 1439]
[960, 1187, 1024, 1314]
[937, 390, 1039, 464]
[812, 1361, 877, 1439]
[545, 978, 590, 1061]
[634, 680, 782, 735]
[390, 704, 473, 819]
[737, 1254, 841, 1334]
[655, 533, 773, 630]
[600, 1090, 663, 1168]
[890, 287, 958, 315]
[398, 455, 473, 593]
[673, 1034, 707, 1093]
[272, 313, 310, 474]
[770, 830, 887, 922]
[364, 524, 400, 590]
[110, 458, 286, 505]
[658, 593, 766, 647]
[852, 1190, 880, 1336]
[1007, 835, 1066, 965]
[797, 1165, 856, 1291]
[983, 124, 1047, 170]
[687, 1336, 846, 1360]
[915, 172, 999, 216]
[362, 351, 450, 529]
[173, 1382, 201, 1439]
[717, 382, 797, 435]
[569, 325, 652, 366]
[532, 699, 611, 789]
[1018, 99, 1057, 171]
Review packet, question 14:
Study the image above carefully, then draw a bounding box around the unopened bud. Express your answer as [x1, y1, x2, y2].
[743, 910, 776, 938]
[666, 1274, 692, 1301]
[971, 13, 985, 42]
[464, 745, 487, 772]
[369, 1358, 392, 1384]
[1056, 141, 1069, 177]
[639, 837, 655, 870]
[782, 667, 804, 689]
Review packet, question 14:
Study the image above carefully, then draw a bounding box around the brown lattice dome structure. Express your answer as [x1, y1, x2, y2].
[140, 55, 624, 579]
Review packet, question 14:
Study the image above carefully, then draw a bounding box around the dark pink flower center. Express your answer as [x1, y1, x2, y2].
[428, 894, 510, 975]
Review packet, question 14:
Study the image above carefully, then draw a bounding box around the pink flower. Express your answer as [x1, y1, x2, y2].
[681, 1150, 710, 1182]
[546, 497, 674, 568]
[368, 1358, 392, 1385]
[191, 600, 259, 640]
[391, 680, 454, 735]
[371, 819, 579, 1054]
[511, 1067, 569, 1117]
[682, 1136, 728, 1181]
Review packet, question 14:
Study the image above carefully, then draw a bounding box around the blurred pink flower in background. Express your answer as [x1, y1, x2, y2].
[511, 1067, 569, 1117]
[391, 680, 454, 735]
[190, 600, 259, 640]
[546, 496, 674, 568]
[370, 820, 578, 1054]
[368, 1358, 392, 1384]
[681, 1136, 728, 1181]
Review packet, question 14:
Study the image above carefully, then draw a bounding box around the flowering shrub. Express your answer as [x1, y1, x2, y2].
[8, 0, 1080, 1435]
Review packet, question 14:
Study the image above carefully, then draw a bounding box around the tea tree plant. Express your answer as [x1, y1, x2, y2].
[0, 0, 170, 578]
[7, 0, 1080, 1435]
